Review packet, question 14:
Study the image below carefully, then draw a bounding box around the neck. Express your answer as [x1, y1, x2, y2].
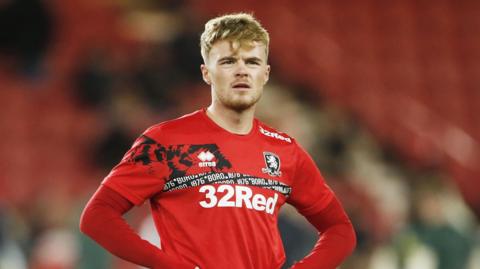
[206, 103, 256, 135]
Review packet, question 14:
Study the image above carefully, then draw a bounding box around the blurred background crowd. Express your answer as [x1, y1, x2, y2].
[0, 0, 479, 268]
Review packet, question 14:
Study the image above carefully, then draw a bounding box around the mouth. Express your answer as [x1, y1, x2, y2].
[232, 82, 251, 90]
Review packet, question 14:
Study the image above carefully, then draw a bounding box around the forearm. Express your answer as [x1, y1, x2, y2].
[290, 198, 356, 269]
[79, 185, 194, 269]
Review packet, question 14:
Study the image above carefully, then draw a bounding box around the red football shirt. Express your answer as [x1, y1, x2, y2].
[102, 109, 334, 269]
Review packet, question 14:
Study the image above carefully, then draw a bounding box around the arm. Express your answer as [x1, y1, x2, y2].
[288, 142, 356, 269]
[79, 185, 197, 269]
[289, 197, 356, 269]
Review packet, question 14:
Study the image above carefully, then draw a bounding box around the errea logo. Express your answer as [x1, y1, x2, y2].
[259, 126, 292, 143]
[197, 151, 216, 167]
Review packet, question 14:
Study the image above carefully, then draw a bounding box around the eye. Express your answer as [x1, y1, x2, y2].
[220, 59, 235, 65]
[246, 60, 261, 65]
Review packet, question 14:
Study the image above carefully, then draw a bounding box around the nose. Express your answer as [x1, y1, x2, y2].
[234, 61, 248, 77]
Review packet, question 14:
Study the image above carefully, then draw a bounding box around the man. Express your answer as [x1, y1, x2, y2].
[80, 13, 356, 269]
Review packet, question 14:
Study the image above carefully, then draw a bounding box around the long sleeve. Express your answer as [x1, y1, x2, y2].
[79, 185, 197, 269]
[290, 197, 356, 269]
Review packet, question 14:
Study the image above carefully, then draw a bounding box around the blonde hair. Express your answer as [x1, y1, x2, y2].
[200, 13, 270, 62]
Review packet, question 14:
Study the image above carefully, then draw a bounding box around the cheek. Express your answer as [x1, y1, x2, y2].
[212, 70, 228, 84]
[255, 72, 268, 85]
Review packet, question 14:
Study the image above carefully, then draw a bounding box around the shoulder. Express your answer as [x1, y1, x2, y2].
[142, 110, 203, 140]
[256, 120, 313, 163]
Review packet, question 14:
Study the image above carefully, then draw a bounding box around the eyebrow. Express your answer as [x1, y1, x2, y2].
[217, 56, 264, 63]
[218, 56, 236, 63]
[245, 57, 263, 63]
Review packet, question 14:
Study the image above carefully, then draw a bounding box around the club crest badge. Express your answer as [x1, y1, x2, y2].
[262, 152, 282, 177]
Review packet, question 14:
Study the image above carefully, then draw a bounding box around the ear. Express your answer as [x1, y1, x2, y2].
[200, 64, 211, 85]
[264, 64, 271, 84]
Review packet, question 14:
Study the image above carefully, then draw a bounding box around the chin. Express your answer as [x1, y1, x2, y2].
[217, 92, 262, 112]
[223, 97, 259, 111]
[226, 101, 255, 112]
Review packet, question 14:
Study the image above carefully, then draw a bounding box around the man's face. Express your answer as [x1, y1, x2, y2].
[201, 40, 270, 112]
